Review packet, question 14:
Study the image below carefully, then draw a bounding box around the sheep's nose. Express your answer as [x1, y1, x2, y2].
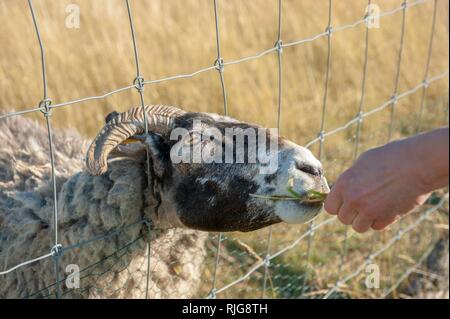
[295, 161, 322, 177]
[321, 178, 331, 193]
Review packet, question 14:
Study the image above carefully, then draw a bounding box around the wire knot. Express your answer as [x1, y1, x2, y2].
[207, 289, 217, 299]
[264, 255, 271, 268]
[274, 40, 283, 53]
[214, 58, 225, 73]
[401, 1, 408, 10]
[142, 219, 152, 229]
[51, 244, 63, 259]
[363, 12, 370, 22]
[318, 130, 325, 143]
[39, 98, 52, 117]
[422, 79, 429, 88]
[357, 111, 364, 123]
[390, 95, 398, 105]
[133, 76, 145, 92]
[325, 26, 333, 37]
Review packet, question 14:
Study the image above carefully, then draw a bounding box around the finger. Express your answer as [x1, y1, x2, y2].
[337, 202, 358, 225]
[324, 184, 342, 215]
[352, 214, 373, 233]
[371, 215, 398, 231]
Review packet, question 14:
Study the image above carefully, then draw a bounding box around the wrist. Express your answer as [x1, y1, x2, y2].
[390, 138, 429, 191]
[405, 128, 449, 192]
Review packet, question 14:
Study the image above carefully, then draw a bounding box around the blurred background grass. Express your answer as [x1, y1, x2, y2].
[0, 0, 448, 298]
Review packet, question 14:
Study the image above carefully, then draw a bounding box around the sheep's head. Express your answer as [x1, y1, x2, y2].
[86, 105, 329, 232]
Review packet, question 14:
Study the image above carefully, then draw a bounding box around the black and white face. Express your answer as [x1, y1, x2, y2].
[258, 140, 330, 225]
[143, 112, 330, 232]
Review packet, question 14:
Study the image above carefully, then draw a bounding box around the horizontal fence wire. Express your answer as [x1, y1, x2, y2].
[381, 242, 437, 298]
[0, 0, 448, 299]
[322, 193, 449, 299]
[214, 193, 449, 296]
[0, 0, 438, 120]
[304, 71, 449, 149]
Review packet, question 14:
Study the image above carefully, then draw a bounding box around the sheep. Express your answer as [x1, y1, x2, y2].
[0, 104, 329, 298]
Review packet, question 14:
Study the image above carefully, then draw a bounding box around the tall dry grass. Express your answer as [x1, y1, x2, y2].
[0, 0, 448, 298]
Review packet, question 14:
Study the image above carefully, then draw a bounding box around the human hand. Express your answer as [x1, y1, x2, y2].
[323, 128, 449, 233]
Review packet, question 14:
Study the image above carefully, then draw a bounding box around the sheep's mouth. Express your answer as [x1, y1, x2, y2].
[299, 200, 324, 208]
[249, 190, 327, 206]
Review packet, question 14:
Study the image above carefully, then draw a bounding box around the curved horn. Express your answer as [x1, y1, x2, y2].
[86, 105, 185, 176]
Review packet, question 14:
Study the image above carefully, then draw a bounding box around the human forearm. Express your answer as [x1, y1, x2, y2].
[324, 126, 449, 233]
[407, 127, 449, 191]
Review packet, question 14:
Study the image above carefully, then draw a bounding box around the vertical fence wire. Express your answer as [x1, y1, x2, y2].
[385, 2, 408, 286]
[209, 0, 228, 299]
[352, 0, 371, 163]
[301, 0, 333, 297]
[27, 0, 62, 299]
[416, 0, 438, 133]
[387, 0, 407, 142]
[262, 0, 283, 299]
[213, 0, 228, 116]
[124, 0, 152, 298]
[275, 0, 283, 130]
[337, 0, 373, 279]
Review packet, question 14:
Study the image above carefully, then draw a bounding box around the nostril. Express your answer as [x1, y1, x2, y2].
[295, 162, 322, 177]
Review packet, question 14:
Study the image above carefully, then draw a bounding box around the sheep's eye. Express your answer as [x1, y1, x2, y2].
[296, 162, 322, 176]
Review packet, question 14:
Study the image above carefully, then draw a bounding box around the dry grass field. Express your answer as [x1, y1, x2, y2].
[0, 0, 448, 298]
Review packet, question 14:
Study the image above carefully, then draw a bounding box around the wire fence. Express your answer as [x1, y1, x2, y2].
[0, 0, 448, 299]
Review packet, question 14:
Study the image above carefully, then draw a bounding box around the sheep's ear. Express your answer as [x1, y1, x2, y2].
[112, 133, 168, 178]
[142, 133, 170, 178]
[112, 132, 167, 177]
[120, 137, 143, 145]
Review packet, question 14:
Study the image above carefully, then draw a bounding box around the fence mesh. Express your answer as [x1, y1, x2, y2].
[0, 0, 448, 299]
